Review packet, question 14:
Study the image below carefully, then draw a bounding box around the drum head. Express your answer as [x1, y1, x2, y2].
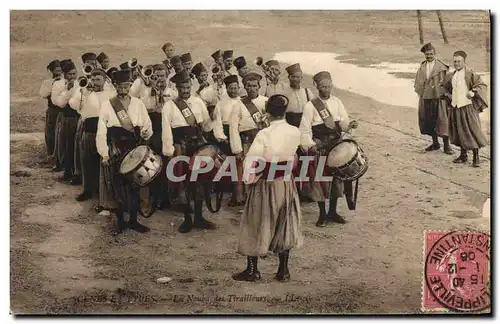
[120, 145, 149, 174]
[327, 141, 358, 168]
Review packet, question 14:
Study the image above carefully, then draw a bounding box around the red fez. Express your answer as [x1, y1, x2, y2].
[91, 68, 107, 78]
[453, 50, 467, 59]
[153, 64, 167, 71]
[162, 42, 173, 52]
[112, 69, 132, 84]
[313, 71, 332, 84]
[420, 43, 435, 53]
[211, 50, 222, 60]
[170, 55, 181, 65]
[266, 94, 289, 117]
[285, 63, 302, 75]
[223, 50, 233, 60]
[81, 52, 97, 63]
[191, 62, 207, 77]
[61, 59, 76, 73]
[170, 69, 191, 85]
[242, 71, 262, 84]
[47, 60, 61, 72]
[223, 75, 239, 87]
[96, 52, 108, 64]
[106, 67, 118, 80]
[265, 60, 280, 67]
[180, 53, 192, 63]
[233, 56, 247, 70]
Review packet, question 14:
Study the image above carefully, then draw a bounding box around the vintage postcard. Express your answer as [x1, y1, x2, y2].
[10, 10, 491, 315]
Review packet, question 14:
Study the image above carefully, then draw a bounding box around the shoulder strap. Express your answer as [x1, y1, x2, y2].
[304, 88, 310, 102]
[109, 96, 136, 133]
[311, 97, 336, 129]
[173, 98, 197, 126]
[241, 96, 263, 126]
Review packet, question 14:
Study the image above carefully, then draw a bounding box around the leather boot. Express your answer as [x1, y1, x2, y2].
[316, 202, 328, 227]
[425, 135, 440, 151]
[453, 148, 468, 163]
[472, 149, 480, 168]
[193, 200, 216, 230]
[179, 204, 193, 233]
[276, 250, 291, 282]
[232, 256, 261, 282]
[443, 136, 454, 155]
[327, 198, 347, 224]
[69, 175, 82, 185]
[112, 210, 126, 236]
[76, 191, 92, 202]
[128, 210, 150, 233]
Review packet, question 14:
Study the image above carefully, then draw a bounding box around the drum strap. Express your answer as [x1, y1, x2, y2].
[241, 97, 264, 129]
[311, 97, 337, 130]
[109, 96, 136, 133]
[304, 87, 310, 102]
[173, 99, 197, 126]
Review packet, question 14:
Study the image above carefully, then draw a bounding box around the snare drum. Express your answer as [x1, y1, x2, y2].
[119, 145, 163, 187]
[189, 144, 227, 181]
[326, 139, 368, 181]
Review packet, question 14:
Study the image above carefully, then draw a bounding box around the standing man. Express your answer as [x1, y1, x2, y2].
[414, 43, 452, 154]
[53, 59, 80, 182]
[233, 94, 302, 282]
[96, 69, 153, 236]
[233, 56, 250, 98]
[299, 71, 358, 227]
[191, 62, 210, 96]
[283, 63, 314, 127]
[131, 63, 177, 208]
[229, 71, 268, 206]
[180, 53, 194, 74]
[69, 68, 116, 201]
[82, 52, 98, 69]
[441, 51, 488, 167]
[223, 50, 237, 76]
[97, 52, 110, 71]
[40, 60, 63, 160]
[264, 60, 286, 97]
[162, 69, 226, 233]
[162, 42, 176, 60]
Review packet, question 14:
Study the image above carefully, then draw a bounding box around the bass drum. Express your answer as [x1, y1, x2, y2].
[190, 144, 227, 213]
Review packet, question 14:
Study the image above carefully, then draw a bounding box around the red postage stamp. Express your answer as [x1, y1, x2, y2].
[422, 231, 491, 313]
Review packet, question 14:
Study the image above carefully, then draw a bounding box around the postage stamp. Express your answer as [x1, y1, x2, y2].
[422, 231, 491, 313]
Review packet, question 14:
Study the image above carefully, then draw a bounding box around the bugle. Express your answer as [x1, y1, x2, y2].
[128, 58, 139, 69]
[78, 76, 90, 88]
[83, 63, 93, 77]
[254, 56, 274, 85]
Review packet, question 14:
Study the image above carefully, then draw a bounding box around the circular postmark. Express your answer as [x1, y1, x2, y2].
[424, 231, 490, 312]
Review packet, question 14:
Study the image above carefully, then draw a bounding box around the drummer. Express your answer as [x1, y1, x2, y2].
[213, 74, 241, 203]
[298, 71, 358, 227]
[96, 69, 153, 236]
[229, 71, 268, 206]
[161, 69, 227, 234]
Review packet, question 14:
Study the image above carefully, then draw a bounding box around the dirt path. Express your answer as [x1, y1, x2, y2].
[10, 84, 490, 314]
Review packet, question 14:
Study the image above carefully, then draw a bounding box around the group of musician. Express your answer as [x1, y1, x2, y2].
[40, 43, 361, 282]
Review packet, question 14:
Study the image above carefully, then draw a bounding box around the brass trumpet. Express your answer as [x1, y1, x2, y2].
[128, 58, 139, 69]
[254, 56, 275, 85]
[83, 63, 94, 77]
[78, 76, 91, 88]
[142, 65, 154, 78]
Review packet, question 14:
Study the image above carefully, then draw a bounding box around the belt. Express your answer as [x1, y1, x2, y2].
[62, 106, 80, 118]
[240, 128, 259, 144]
[83, 117, 99, 133]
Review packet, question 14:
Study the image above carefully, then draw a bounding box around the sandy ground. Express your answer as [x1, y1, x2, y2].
[10, 11, 491, 314]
